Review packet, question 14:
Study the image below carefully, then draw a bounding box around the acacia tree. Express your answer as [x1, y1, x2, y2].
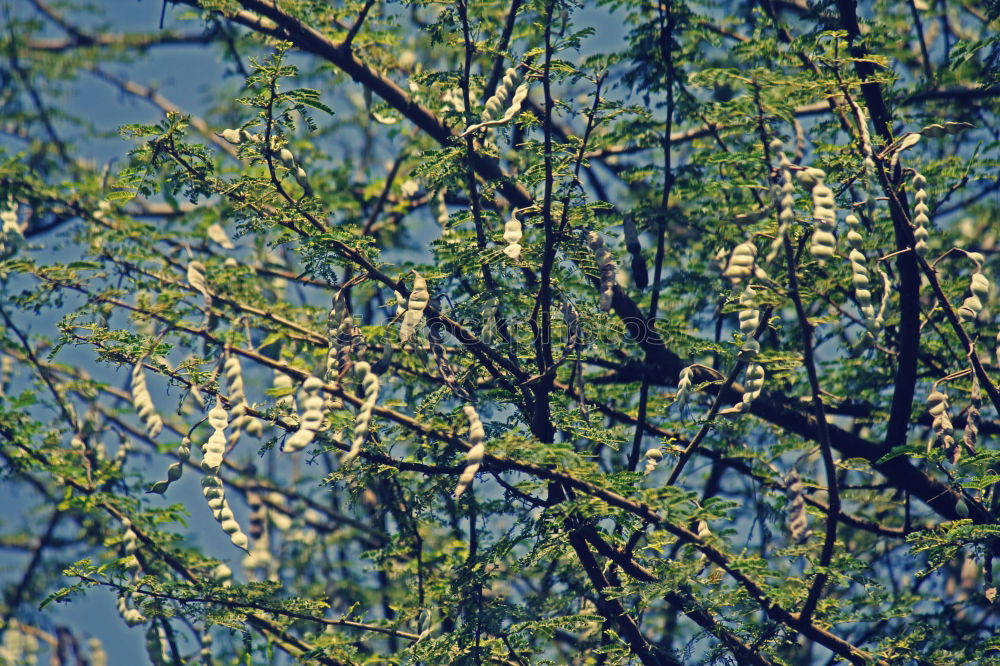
[2, 0, 1000, 663]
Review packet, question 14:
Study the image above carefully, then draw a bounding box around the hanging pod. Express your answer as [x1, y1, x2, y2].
[342, 362, 380, 467]
[400, 272, 429, 343]
[454, 405, 486, 498]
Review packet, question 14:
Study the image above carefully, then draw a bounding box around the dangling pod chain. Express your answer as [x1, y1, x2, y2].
[400, 271, 429, 343]
[586, 232, 617, 312]
[454, 405, 486, 498]
[131, 360, 163, 439]
[285, 377, 325, 453]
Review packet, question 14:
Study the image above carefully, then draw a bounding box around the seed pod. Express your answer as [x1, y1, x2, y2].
[454, 405, 486, 498]
[342, 362, 380, 467]
[928, 388, 956, 458]
[272, 369, 297, 416]
[131, 361, 164, 439]
[723, 241, 756, 284]
[429, 315, 473, 401]
[738, 286, 761, 360]
[206, 223, 235, 250]
[642, 447, 663, 476]
[959, 269, 990, 324]
[201, 474, 250, 551]
[285, 376, 325, 453]
[278, 148, 296, 168]
[224, 353, 249, 446]
[623, 214, 648, 289]
[723, 363, 765, 414]
[804, 169, 837, 262]
[586, 232, 617, 312]
[88, 638, 108, 666]
[148, 436, 191, 495]
[294, 166, 313, 196]
[219, 128, 243, 145]
[560, 300, 581, 351]
[912, 173, 930, 256]
[400, 272, 429, 343]
[482, 66, 522, 122]
[786, 468, 812, 543]
[201, 398, 228, 473]
[117, 595, 147, 626]
[845, 212, 880, 331]
[765, 150, 795, 265]
[502, 210, 524, 259]
[963, 378, 980, 459]
[674, 365, 694, 410]
[482, 296, 499, 344]
[461, 81, 530, 136]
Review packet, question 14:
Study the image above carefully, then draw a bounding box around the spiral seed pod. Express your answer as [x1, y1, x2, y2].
[201, 398, 228, 474]
[400, 272, 430, 343]
[786, 468, 812, 543]
[187, 261, 212, 308]
[131, 361, 164, 439]
[674, 365, 694, 410]
[502, 210, 524, 259]
[723, 241, 756, 284]
[623, 214, 649, 289]
[927, 389, 956, 458]
[738, 286, 761, 359]
[285, 376, 325, 453]
[482, 66, 522, 122]
[461, 80, 530, 136]
[912, 173, 930, 256]
[206, 223, 235, 250]
[642, 447, 663, 476]
[845, 212, 879, 329]
[342, 362, 380, 467]
[429, 317, 473, 401]
[117, 595, 147, 626]
[723, 363, 765, 414]
[803, 168, 837, 262]
[586, 232, 617, 312]
[454, 405, 486, 498]
[148, 436, 191, 495]
[326, 292, 349, 380]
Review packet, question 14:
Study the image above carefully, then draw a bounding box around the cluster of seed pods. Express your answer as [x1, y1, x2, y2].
[131, 360, 163, 439]
[586, 232, 617, 312]
[454, 405, 486, 498]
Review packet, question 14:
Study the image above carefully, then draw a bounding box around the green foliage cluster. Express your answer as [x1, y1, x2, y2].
[2, 0, 1000, 664]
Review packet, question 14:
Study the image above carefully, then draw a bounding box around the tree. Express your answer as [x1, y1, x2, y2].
[2, 0, 1000, 663]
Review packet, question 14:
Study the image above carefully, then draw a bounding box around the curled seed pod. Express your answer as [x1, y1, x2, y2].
[786, 468, 812, 543]
[187, 261, 211, 307]
[148, 436, 191, 495]
[201, 407, 228, 475]
[201, 475, 249, 551]
[400, 272, 430, 343]
[481, 296, 499, 344]
[131, 361, 164, 439]
[738, 286, 761, 360]
[429, 316, 473, 401]
[845, 213, 879, 330]
[912, 173, 930, 256]
[206, 223, 235, 250]
[121, 517, 140, 576]
[723, 363, 765, 414]
[482, 66, 522, 122]
[117, 595, 147, 626]
[586, 232, 617, 312]
[623, 214, 648, 290]
[460, 81, 530, 136]
[219, 129, 243, 145]
[502, 210, 523, 259]
[342, 362, 380, 467]
[285, 376, 325, 453]
[928, 389, 956, 457]
[723, 241, 757, 284]
[642, 447, 663, 476]
[963, 378, 981, 459]
[454, 405, 486, 498]
[959, 269, 991, 324]
[326, 292, 349, 380]
[674, 365, 694, 410]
